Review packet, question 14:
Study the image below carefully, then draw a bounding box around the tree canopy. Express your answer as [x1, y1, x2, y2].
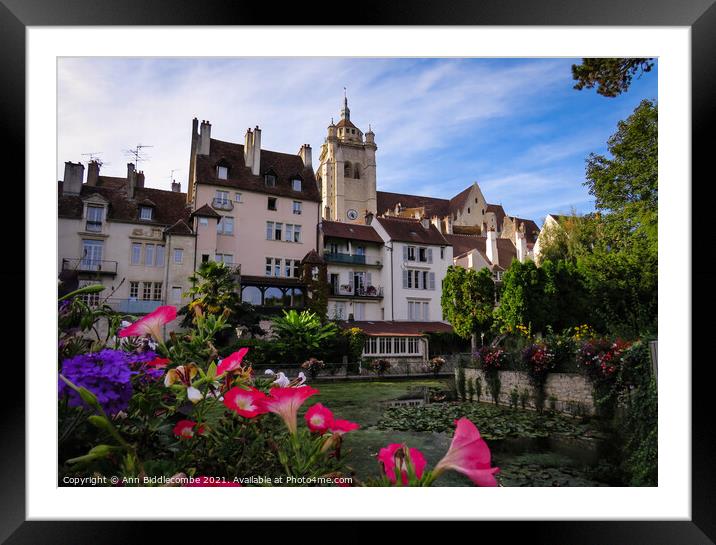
[572, 58, 654, 97]
[441, 266, 495, 340]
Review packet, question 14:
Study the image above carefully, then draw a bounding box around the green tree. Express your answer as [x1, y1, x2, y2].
[271, 310, 339, 363]
[493, 260, 549, 334]
[441, 266, 495, 350]
[572, 58, 654, 97]
[535, 212, 601, 266]
[541, 259, 593, 332]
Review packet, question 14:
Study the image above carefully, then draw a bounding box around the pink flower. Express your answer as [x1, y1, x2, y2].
[378, 443, 427, 485]
[434, 417, 499, 487]
[305, 403, 334, 434]
[173, 419, 203, 439]
[217, 348, 249, 375]
[223, 386, 268, 418]
[186, 476, 242, 487]
[264, 386, 319, 434]
[118, 305, 177, 341]
[329, 419, 361, 436]
[146, 357, 170, 368]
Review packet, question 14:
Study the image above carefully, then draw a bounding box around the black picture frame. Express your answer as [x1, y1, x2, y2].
[6, 0, 711, 541]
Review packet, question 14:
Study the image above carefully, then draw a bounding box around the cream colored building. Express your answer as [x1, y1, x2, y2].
[58, 161, 195, 316]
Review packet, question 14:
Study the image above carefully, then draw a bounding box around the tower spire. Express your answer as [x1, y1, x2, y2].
[341, 87, 350, 121]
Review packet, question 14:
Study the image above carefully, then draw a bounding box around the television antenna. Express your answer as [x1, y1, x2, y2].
[169, 168, 181, 181]
[123, 144, 153, 170]
[81, 152, 105, 166]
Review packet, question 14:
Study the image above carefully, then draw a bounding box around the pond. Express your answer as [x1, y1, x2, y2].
[308, 378, 615, 487]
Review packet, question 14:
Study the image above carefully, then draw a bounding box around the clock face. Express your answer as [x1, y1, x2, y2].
[347, 209, 358, 220]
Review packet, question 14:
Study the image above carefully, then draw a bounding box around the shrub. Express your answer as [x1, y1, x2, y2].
[456, 366, 467, 401]
[466, 379, 475, 402]
[519, 388, 530, 409]
[474, 376, 483, 403]
[271, 310, 339, 364]
[366, 358, 391, 376]
[509, 387, 519, 409]
[522, 343, 555, 412]
[426, 356, 446, 375]
[473, 346, 508, 373]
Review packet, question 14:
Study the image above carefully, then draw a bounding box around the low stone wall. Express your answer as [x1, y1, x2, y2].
[461, 368, 595, 416]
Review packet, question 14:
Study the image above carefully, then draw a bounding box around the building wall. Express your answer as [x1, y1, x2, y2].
[533, 215, 559, 264]
[194, 184, 320, 277]
[454, 248, 492, 272]
[451, 183, 489, 228]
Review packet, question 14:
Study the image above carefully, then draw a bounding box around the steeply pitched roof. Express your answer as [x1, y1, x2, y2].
[195, 138, 320, 202]
[165, 219, 194, 236]
[95, 176, 127, 190]
[496, 238, 518, 266]
[444, 234, 487, 257]
[192, 203, 221, 218]
[485, 203, 506, 230]
[335, 118, 357, 129]
[375, 216, 450, 246]
[448, 185, 473, 213]
[321, 220, 383, 243]
[377, 191, 450, 218]
[509, 217, 541, 243]
[337, 320, 453, 336]
[301, 249, 325, 265]
[58, 182, 192, 227]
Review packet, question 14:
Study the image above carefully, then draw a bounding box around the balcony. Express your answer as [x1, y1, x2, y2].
[324, 252, 382, 267]
[331, 284, 383, 298]
[106, 299, 164, 315]
[62, 258, 118, 276]
[212, 198, 234, 211]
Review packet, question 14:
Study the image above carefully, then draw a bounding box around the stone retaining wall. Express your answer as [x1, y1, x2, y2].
[461, 368, 595, 416]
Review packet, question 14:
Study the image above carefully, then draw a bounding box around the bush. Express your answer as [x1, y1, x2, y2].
[300, 357, 325, 379]
[426, 356, 446, 375]
[366, 358, 391, 376]
[271, 310, 339, 364]
[456, 366, 467, 401]
[474, 376, 483, 402]
[466, 379, 475, 402]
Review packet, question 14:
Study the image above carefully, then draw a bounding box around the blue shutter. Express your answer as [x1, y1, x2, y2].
[403, 269, 408, 288]
[429, 272, 436, 290]
[403, 245, 408, 261]
[427, 248, 433, 263]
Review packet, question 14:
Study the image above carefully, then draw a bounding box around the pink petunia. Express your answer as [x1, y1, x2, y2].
[378, 443, 427, 485]
[186, 476, 242, 487]
[118, 305, 177, 341]
[329, 419, 361, 436]
[216, 348, 249, 376]
[305, 403, 334, 434]
[222, 386, 268, 418]
[264, 386, 319, 435]
[434, 417, 499, 487]
[173, 419, 203, 440]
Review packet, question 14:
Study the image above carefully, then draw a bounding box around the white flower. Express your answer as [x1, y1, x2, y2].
[264, 369, 275, 375]
[296, 372, 307, 386]
[187, 386, 203, 404]
[272, 372, 290, 388]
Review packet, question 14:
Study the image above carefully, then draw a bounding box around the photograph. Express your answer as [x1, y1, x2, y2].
[56, 56, 659, 489]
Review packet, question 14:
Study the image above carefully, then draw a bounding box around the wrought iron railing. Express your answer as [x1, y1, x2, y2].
[62, 258, 118, 274]
[324, 253, 382, 266]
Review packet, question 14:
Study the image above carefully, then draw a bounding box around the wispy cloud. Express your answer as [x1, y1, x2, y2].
[58, 57, 657, 226]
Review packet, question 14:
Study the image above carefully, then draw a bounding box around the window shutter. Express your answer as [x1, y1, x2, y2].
[429, 272, 436, 290]
[348, 273, 354, 291]
[403, 269, 408, 288]
[403, 245, 408, 261]
[366, 272, 372, 286]
[427, 248, 433, 263]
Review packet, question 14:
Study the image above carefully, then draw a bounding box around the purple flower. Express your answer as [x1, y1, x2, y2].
[59, 349, 139, 415]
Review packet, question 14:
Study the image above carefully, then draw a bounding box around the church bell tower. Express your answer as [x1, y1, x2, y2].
[317, 92, 377, 223]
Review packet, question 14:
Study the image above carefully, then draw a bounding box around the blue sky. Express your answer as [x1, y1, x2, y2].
[58, 57, 657, 225]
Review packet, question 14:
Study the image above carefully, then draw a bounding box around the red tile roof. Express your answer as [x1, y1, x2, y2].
[444, 234, 487, 257]
[301, 249, 325, 265]
[336, 118, 357, 129]
[375, 216, 449, 246]
[321, 220, 383, 243]
[195, 138, 320, 202]
[377, 191, 450, 218]
[509, 217, 541, 243]
[485, 203, 506, 230]
[448, 185, 473, 213]
[338, 321, 454, 336]
[191, 203, 221, 218]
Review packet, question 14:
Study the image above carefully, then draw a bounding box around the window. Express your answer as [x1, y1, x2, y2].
[242, 286, 262, 306]
[218, 216, 234, 235]
[293, 201, 302, 215]
[265, 173, 277, 187]
[139, 206, 153, 220]
[217, 166, 228, 180]
[202, 254, 209, 263]
[275, 223, 283, 241]
[354, 302, 365, 320]
[354, 165, 360, 179]
[355, 246, 365, 256]
[129, 281, 139, 299]
[131, 243, 142, 265]
[268, 197, 277, 210]
[81, 239, 103, 270]
[215, 190, 229, 204]
[173, 248, 183, 264]
[344, 163, 352, 178]
[286, 224, 293, 243]
[216, 253, 234, 265]
[155, 245, 165, 267]
[396, 337, 406, 354]
[408, 337, 420, 354]
[293, 225, 301, 243]
[333, 302, 346, 320]
[292, 179, 302, 192]
[86, 205, 103, 232]
[440, 246, 445, 260]
[265, 257, 282, 277]
[78, 280, 101, 306]
[144, 244, 155, 266]
[171, 286, 182, 304]
[274, 257, 281, 277]
[293, 260, 301, 278]
[265, 257, 273, 276]
[199, 217, 209, 226]
[235, 192, 242, 202]
[407, 246, 416, 261]
[153, 282, 163, 301]
[143, 282, 153, 300]
[408, 301, 429, 321]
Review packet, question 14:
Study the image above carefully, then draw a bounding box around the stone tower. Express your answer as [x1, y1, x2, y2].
[317, 94, 377, 223]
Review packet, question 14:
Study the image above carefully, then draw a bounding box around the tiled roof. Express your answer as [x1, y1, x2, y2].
[338, 320, 454, 336]
[165, 219, 194, 236]
[377, 191, 450, 218]
[301, 250, 325, 265]
[321, 220, 383, 243]
[510, 217, 540, 243]
[375, 216, 450, 246]
[451, 224, 482, 236]
[336, 118, 357, 129]
[448, 185, 473, 213]
[95, 176, 127, 190]
[485, 203, 506, 230]
[195, 138, 320, 202]
[496, 238, 518, 266]
[58, 182, 192, 227]
[192, 203, 221, 218]
[444, 234, 487, 257]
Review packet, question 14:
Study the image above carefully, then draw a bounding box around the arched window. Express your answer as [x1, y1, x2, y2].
[241, 286, 262, 306]
[354, 164, 361, 179]
[344, 162, 352, 178]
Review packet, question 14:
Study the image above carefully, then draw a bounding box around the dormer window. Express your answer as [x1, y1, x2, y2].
[139, 206, 153, 221]
[217, 165, 228, 180]
[265, 172, 277, 187]
[85, 204, 104, 232]
[292, 178, 302, 192]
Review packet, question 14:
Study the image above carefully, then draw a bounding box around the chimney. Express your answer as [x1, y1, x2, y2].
[515, 225, 528, 262]
[199, 120, 211, 155]
[486, 228, 498, 266]
[62, 161, 84, 195]
[420, 218, 430, 230]
[244, 128, 254, 171]
[364, 211, 374, 225]
[127, 162, 137, 199]
[87, 160, 100, 186]
[171, 180, 181, 192]
[251, 125, 261, 176]
[136, 171, 145, 189]
[299, 144, 312, 169]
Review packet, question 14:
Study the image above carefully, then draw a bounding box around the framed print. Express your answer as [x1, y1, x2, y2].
[5, 0, 713, 541]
